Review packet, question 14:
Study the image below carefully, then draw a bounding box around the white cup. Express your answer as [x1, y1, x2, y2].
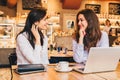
[56, 61, 69, 71]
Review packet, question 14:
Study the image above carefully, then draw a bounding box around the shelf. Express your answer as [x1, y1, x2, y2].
[0, 23, 15, 48]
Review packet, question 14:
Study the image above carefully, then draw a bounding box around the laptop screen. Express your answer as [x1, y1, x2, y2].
[74, 47, 120, 73]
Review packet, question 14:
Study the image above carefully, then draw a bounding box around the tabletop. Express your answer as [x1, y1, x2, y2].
[0, 63, 120, 80]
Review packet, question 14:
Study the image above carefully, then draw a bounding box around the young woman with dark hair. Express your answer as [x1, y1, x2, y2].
[73, 9, 109, 63]
[103, 19, 112, 35]
[16, 8, 49, 65]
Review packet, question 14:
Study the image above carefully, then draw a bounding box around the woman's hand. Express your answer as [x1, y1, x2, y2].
[79, 26, 86, 44]
[79, 29, 86, 39]
[31, 24, 40, 45]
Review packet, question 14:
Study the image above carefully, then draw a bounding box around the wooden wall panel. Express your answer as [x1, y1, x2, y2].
[61, 0, 82, 9]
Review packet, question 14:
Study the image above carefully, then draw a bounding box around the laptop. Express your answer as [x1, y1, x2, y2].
[73, 47, 120, 73]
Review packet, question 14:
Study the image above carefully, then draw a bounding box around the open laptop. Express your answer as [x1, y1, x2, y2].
[74, 47, 120, 73]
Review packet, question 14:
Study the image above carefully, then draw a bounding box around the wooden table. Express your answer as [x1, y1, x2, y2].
[0, 63, 120, 80]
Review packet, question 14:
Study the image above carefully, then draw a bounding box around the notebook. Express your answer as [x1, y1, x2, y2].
[15, 64, 46, 74]
[73, 47, 120, 73]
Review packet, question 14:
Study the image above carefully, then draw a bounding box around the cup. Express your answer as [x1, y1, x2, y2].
[56, 61, 69, 71]
[63, 48, 68, 54]
[57, 47, 61, 52]
[50, 44, 53, 51]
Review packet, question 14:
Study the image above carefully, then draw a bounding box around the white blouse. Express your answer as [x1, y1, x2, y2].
[73, 31, 109, 63]
[16, 32, 49, 65]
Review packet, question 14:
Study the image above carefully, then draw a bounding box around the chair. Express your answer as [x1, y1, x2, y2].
[0, 48, 16, 68]
[8, 53, 17, 66]
[8, 53, 17, 80]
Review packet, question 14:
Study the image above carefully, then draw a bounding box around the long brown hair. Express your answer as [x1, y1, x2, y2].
[75, 9, 101, 51]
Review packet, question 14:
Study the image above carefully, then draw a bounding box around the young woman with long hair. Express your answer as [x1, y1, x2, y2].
[16, 8, 49, 65]
[73, 9, 109, 63]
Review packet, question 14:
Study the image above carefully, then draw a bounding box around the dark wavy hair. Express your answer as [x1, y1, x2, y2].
[17, 7, 47, 49]
[75, 9, 101, 51]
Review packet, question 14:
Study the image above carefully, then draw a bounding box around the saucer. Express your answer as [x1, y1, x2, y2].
[55, 67, 72, 72]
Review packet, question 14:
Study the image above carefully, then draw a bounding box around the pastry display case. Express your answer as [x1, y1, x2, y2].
[0, 23, 16, 48]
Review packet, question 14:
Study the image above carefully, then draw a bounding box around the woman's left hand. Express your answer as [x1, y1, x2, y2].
[79, 26, 86, 39]
[31, 24, 40, 44]
[78, 26, 86, 44]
